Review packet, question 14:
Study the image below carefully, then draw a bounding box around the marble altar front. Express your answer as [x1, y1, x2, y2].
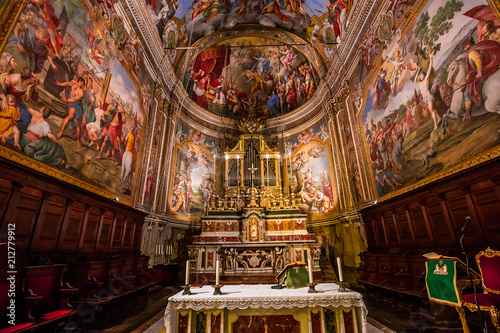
[164, 284, 367, 333]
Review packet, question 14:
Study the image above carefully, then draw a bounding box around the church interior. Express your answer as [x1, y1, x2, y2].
[1, 0, 500, 332]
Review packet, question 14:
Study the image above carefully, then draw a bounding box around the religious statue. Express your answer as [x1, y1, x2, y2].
[225, 248, 236, 270]
[275, 247, 284, 271]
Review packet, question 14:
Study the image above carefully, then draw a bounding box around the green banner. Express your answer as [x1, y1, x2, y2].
[425, 259, 460, 306]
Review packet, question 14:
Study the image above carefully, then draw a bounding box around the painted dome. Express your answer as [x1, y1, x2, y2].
[144, 0, 353, 118]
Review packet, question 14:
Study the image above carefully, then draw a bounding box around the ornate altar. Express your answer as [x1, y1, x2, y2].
[188, 118, 320, 284]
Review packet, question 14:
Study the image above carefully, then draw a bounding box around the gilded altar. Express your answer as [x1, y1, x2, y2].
[187, 130, 321, 284]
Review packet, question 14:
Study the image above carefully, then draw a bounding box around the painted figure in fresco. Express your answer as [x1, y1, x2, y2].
[56, 77, 86, 148]
[202, 181, 212, 215]
[192, 69, 208, 108]
[417, 50, 442, 131]
[303, 168, 313, 187]
[145, 169, 154, 204]
[0, 95, 21, 150]
[461, 37, 500, 120]
[480, 21, 500, 44]
[86, 27, 105, 66]
[21, 105, 71, 168]
[0, 69, 40, 136]
[320, 170, 334, 204]
[87, 99, 105, 148]
[374, 67, 390, 107]
[27, 0, 63, 57]
[267, 87, 281, 118]
[391, 134, 406, 172]
[121, 123, 136, 194]
[280, 46, 297, 71]
[171, 174, 187, 213]
[210, 75, 226, 105]
[97, 108, 125, 161]
[0, 53, 18, 74]
[326, 0, 346, 41]
[285, 74, 298, 110]
[463, 5, 500, 43]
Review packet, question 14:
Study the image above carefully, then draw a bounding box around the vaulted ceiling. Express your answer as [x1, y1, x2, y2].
[143, 0, 352, 120]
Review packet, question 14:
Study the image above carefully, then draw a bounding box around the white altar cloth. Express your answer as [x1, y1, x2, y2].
[164, 283, 367, 333]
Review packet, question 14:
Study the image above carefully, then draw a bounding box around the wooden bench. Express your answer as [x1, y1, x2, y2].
[358, 252, 429, 305]
[0, 243, 38, 333]
[22, 264, 77, 332]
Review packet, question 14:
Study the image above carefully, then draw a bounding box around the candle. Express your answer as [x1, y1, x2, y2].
[308, 256, 313, 284]
[337, 257, 343, 282]
[266, 155, 269, 181]
[215, 260, 220, 285]
[277, 154, 281, 182]
[185, 260, 190, 285]
[236, 156, 239, 186]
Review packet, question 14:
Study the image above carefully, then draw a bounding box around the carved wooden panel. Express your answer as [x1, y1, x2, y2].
[382, 211, 398, 246]
[361, 159, 500, 252]
[58, 201, 86, 252]
[122, 219, 134, 249]
[0, 178, 12, 223]
[81, 207, 102, 252]
[11, 187, 43, 251]
[471, 185, 500, 245]
[133, 220, 142, 249]
[31, 195, 66, 252]
[96, 211, 114, 251]
[394, 207, 414, 246]
[111, 214, 125, 251]
[446, 191, 478, 244]
[408, 203, 432, 247]
[425, 197, 452, 247]
[372, 216, 386, 245]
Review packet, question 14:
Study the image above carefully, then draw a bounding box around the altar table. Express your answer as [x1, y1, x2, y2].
[164, 284, 367, 333]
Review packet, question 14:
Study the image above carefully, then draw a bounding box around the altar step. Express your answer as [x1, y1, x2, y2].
[319, 258, 338, 283]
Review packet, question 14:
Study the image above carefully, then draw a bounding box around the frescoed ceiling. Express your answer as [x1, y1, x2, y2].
[142, 0, 355, 118]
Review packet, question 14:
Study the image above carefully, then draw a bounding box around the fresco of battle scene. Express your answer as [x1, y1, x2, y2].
[181, 33, 323, 119]
[144, 0, 355, 64]
[168, 122, 221, 221]
[359, 0, 500, 198]
[0, 0, 153, 200]
[285, 119, 338, 219]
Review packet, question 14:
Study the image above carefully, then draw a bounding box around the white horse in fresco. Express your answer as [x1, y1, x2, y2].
[441, 54, 500, 134]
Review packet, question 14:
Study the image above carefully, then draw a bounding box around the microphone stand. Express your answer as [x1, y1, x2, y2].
[460, 216, 488, 333]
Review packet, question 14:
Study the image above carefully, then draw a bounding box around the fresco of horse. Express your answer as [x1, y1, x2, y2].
[360, 0, 500, 199]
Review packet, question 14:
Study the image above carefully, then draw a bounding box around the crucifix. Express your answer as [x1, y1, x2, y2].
[249, 163, 257, 188]
[247, 163, 259, 207]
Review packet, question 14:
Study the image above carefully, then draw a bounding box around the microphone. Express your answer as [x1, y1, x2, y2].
[460, 216, 489, 332]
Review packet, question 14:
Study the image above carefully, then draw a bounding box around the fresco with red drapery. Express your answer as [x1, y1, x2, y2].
[190, 47, 230, 109]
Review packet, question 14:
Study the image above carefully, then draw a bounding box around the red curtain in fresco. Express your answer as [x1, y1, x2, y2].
[193, 47, 230, 81]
